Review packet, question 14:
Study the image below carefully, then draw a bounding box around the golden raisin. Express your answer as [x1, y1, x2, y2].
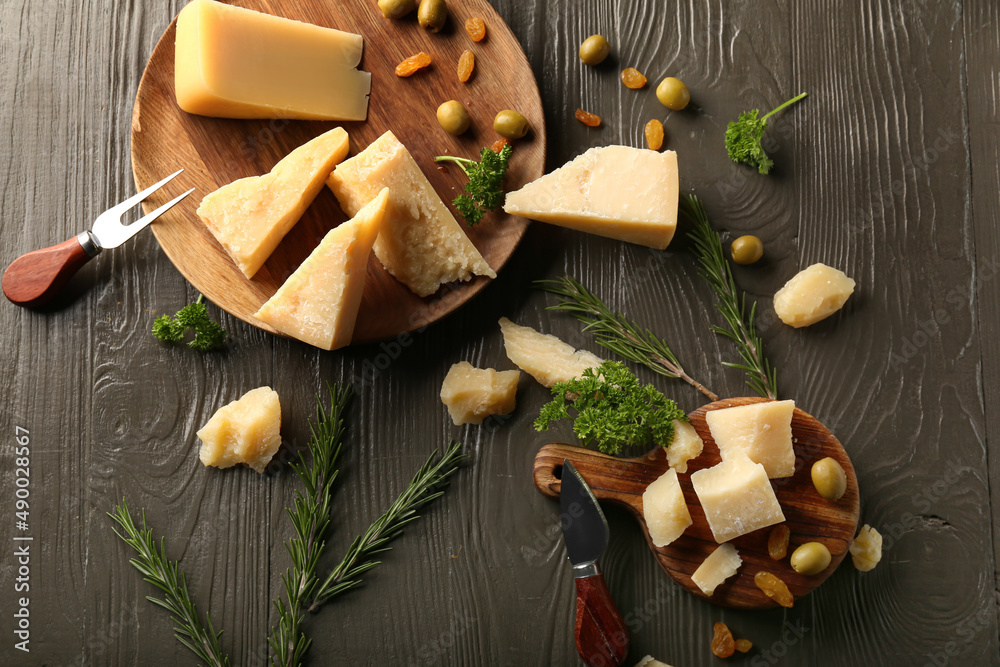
[490, 137, 509, 153]
[465, 17, 486, 42]
[768, 524, 790, 560]
[753, 571, 794, 608]
[457, 49, 475, 82]
[395, 52, 432, 77]
[575, 108, 602, 127]
[620, 67, 647, 89]
[735, 639, 753, 653]
[711, 622, 735, 659]
[644, 119, 664, 150]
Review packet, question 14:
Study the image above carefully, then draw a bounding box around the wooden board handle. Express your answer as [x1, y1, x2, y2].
[574, 572, 630, 667]
[3, 234, 97, 308]
[534, 443, 663, 516]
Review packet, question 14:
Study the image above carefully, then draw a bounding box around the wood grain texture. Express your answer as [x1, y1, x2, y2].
[534, 398, 860, 610]
[2, 234, 95, 307]
[131, 0, 545, 343]
[1, 0, 999, 665]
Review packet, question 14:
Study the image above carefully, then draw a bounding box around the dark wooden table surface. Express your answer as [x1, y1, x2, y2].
[2, 1, 999, 665]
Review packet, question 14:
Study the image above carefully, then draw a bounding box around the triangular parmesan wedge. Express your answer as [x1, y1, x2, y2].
[198, 127, 351, 278]
[327, 130, 496, 297]
[254, 188, 389, 350]
[498, 317, 603, 387]
[504, 146, 679, 249]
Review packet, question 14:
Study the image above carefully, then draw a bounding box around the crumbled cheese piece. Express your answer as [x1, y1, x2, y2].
[773, 263, 856, 328]
[440, 362, 520, 426]
[667, 419, 703, 473]
[498, 317, 602, 388]
[642, 468, 692, 547]
[197, 387, 282, 473]
[850, 524, 883, 572]
[691, 543, 742, 596]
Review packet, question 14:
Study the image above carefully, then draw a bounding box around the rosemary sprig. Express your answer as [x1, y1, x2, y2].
[537, 276, 718, 401]
[681, 194, 778, 399]
[109, 501, 231, 667]
[269, 384, 352, 667]
[308, 440, 466, 611]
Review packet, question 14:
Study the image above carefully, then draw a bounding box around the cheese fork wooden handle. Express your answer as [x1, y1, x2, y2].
[2, 233, 100, 308]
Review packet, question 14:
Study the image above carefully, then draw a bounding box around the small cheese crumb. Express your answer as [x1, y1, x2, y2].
[691, 543, 742, 596]
[667, 419, 703, 473]
[642, 468, 692, 547]
[850, 524, 883, 572]
[197, 387, 282, 473]
[440, 361, 519, 425]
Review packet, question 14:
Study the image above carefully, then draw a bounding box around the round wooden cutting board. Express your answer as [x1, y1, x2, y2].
[130, 0, 545, 343]
[534, 397, 861, 609]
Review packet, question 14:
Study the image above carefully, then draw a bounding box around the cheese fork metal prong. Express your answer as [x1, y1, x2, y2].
[2, 170, 193, 308]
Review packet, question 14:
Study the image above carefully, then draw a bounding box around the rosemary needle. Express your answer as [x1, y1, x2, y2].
[536, 276, 718, 401]
[109, 501, 231, 667]
[681, 194, 778, 399]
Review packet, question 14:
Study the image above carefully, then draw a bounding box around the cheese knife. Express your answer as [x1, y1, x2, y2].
[560, 459, 630, 667]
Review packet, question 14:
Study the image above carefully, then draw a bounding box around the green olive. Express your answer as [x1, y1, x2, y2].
[436, 100, 471, 136]
[811, 457, 847, 501]
[493, 109, 529, 140]
[417, 0, 447, 32]
[378, 0, 416, 19]
[655, 77, 691, 111]
[731, 235, 764, 265]
[790, 542, 832, 575]
[579, 34, 610, 66]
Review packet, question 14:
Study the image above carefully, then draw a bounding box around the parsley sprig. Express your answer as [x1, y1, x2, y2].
[535, 360, 687, 455]
[434, 142, 513, 226]
[152, 294, 226, 351]
[725, 92, 807, 174]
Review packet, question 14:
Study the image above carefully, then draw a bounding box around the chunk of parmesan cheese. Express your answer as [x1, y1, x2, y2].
[440, 362, 520, 425]
[254, 189, 388, 350]
[503, 146, 679, 249]
[773, 263, 856, 328]
[634, 657, 674, 667]
[642, 468, 692, 547]
[691, 543, 742, 596]
[705, 400, 796, 479]
[691, 451, 786, 543]
[850, 524, 883, 572]
[197, 387, 281, 474]
[498, 317, 603, 388]
[667, 419, 704, 473]
[197, 127, 350, 278]
[327, 131, 495, 297]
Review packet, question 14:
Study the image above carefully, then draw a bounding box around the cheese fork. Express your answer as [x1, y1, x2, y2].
[2, 169, 193, 308]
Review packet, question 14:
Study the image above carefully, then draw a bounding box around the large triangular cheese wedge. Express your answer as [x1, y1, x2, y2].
[198, 127, 351, 278]
[504, 146, 679, 249]
[327, 131, 496, 297]
[254, 188, 389, 350]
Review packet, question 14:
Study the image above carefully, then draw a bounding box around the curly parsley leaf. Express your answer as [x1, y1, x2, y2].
[434, 142, 513, 226]
[534, 360, 687, 455]
[152, 294, 226, 352]
[725, 93, 807, 174]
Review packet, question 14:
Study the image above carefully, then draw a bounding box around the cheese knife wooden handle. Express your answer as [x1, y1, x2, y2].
[575, 569, 630, 667]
